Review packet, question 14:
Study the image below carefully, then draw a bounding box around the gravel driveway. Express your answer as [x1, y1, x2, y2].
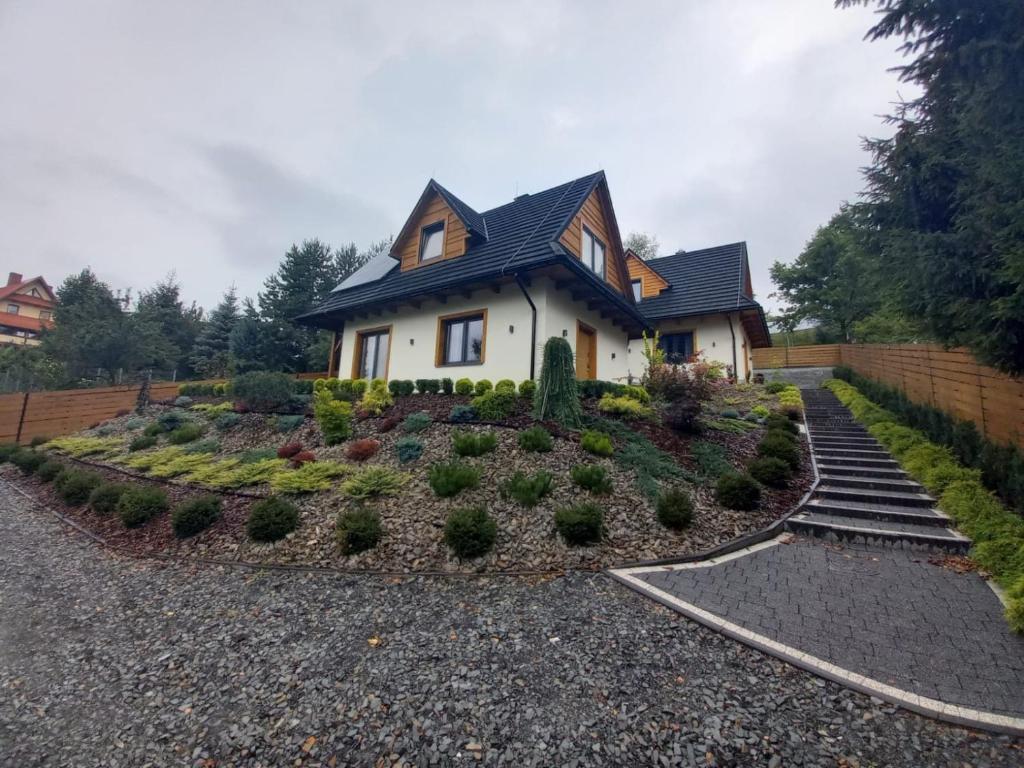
[1, 483, 1020, 767]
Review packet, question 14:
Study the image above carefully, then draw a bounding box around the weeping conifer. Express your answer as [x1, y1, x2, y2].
[533, 337, 582, 428]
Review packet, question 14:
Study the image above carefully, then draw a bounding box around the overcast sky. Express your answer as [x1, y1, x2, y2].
[0, 1, 912, 314]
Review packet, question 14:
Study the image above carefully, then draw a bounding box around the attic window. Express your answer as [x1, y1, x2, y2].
[419, 220, 445, 262]
[581, 226, 605, 278]
[631, 280, 642, 302]
[29, 288, 41, 298]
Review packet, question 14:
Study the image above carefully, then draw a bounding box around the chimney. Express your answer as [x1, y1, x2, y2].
[7, 272, 21, 286]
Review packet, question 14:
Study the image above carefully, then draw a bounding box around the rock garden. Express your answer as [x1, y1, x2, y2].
[0, 339, 811, 573]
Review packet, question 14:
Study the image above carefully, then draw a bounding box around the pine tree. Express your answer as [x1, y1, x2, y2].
[190, 286, 239, 378]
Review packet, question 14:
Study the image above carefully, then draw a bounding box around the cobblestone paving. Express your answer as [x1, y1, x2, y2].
[630, 536, 1024, 720]
[3, 482, 1023, 766]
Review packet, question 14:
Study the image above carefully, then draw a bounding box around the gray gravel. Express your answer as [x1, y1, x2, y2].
[1, 482, 1021, 767]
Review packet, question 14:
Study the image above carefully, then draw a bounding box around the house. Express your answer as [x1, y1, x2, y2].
[0, 272, 56, 347]
[297, 171, 769, 383]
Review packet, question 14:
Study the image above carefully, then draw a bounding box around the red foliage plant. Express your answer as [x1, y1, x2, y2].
[345, 438, 380, 461]
[290, 450, 316, 466]
[378, 415, 401, 433]
[277, 442, 304, 459]
[115, 409, 130, 417]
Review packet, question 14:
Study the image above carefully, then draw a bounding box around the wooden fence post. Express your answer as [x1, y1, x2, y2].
[14, 392, 29, 444]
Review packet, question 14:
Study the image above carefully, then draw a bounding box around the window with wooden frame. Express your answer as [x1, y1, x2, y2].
[6, 303, 19, 315]
[436, 310, 487, 366]
[631, 279, 642, 302]
[352, 326, 391, 380]
[419, 220, 446, 263]
[659, 331, 695, 365]
[581, 226, 606, 278]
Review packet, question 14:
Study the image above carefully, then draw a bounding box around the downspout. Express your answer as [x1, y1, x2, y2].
[514, 274, 538, 380]
[726, 314, 738, 383]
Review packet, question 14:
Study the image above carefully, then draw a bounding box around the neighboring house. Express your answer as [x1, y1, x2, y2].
[0, 272, 56, 347]
[297, 171, 769, 383]
[624, 244, 770, 380]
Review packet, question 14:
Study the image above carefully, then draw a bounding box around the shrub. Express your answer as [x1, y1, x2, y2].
[716, 472, 761, 510]
[230, 371, 295, 412]
[179, 382, 216, 397]
[455, 378, 474, 396]
[518, 379, 536, 398]
[663, 396, 701, 433]
[764, 380, 791, 394]
[11, 449, 45, 474]
[346, 438, 381, 461]
[500, 470, 553, 507]
[271, 461, 348, 493]
[215, 412, 241, 431]
[580, 429, 613, 457]
[290, 450, 316, 466]
[36, 459, 65, 482]
[758, 432, 800, 470]
[171, 495, 222, 538]
[533, 337, 582, 428]
[657, 487, 694, 530]
[419, 379, 442, 395]
[0, 443, 19, 463]
[429, 461, 480, 497]
[157, 410, 188, 432]
[518, 426, 553, 452]
[622, 385, 651, 404]
[444, 507, 497, 558]
[314, 390, 353, 445]
[597, 394, 653, 419]
[471, 391, 516, 421]
[361, 383, 393, 416]
[341, 466, 408, 499]
[336, 508, 383, 554]
[441, 377, 454, 395]
[395, 436, 424, 463]
[720, 408, 740, 420]
[452, 430, 498, 457]
[554, 502, 603, 546]
[751, 405, 770, 419]
[238, 448, 277, 463]
[117, 486, 170, 527]
[29, 435, 50, 448]
[89, 482, 129, 514]
[274, 414, 305, 433]
[402, 411, 432, 433]
[571, 464, 613, 495]
[765, 413, 798, 435]
[174, 396, 193, 407]
[378, 414, 401, 432]
[143, 422, 164, 437]
[387, 380, 403, 396]
[474, 379, 493, 396]
[749, 456, 792, 488]
[292, 379, 314, 395]
[644, 364, 695, 403]
[494, 379, 517, 395]
[449, 404, 477, 423]
[351, 379, 369, 399]
[578, 380, 625, 399]
[168, 423, 205, 445]
[246, 496, 299, 542]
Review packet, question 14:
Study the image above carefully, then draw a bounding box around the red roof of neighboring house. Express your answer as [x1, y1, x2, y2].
[0, 275, 55, 305]
[0, 312, 51, 333]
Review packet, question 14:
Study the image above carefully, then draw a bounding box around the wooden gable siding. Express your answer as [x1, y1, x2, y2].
[625, 254, 669, 298]
[397, 193, 468, 272]
[558, 188, 629, 296]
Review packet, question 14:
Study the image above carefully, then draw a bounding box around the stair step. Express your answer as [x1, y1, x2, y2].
[809, 429, 870, 437]
[818, 474, 926, 494]
[803, 498, 949, 526]
[814, 464, 907, 479]
[811, 436, 878, 444]
[786, 513, 969, 552]
[820, 456, 901, 469]
[814, 447, 889, 458]
[817, 484, 935, 508]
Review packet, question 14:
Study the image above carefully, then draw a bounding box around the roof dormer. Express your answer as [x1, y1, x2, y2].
[391, 180, 487, 272]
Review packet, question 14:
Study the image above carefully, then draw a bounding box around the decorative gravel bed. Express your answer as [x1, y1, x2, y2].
[2, 487, 1019, 768]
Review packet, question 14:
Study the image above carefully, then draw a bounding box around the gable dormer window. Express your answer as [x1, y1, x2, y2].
[581, 226, 605, 278]
[29, 288, 41, 298]
[631, 280, 642, 302]
[419, 220, 445, 263]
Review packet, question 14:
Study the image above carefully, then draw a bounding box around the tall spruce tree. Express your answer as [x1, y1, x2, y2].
[840, 0, 1024, 374]
[190, 286, 240, 378]
[135, 273, 204, 375]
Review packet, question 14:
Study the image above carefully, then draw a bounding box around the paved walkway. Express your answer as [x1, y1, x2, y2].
[612, 391, 1024, 735]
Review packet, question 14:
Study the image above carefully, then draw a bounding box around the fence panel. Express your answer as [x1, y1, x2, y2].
[752, 344, 842, 369]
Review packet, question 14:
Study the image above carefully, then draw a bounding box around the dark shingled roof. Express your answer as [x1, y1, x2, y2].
[636, 242, 762, 319]
[297, 171, 647, 330]
[431, 180, 488, 240]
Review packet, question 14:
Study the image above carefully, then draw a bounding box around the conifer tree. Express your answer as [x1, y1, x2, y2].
[190, 286, 239, 378]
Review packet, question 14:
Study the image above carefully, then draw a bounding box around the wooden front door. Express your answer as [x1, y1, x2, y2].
[576, 322, 597, 380]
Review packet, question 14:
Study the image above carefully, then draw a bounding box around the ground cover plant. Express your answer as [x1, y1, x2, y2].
[341, 466, 408, 499]
[394, 437, 424, 464]
[271, 461, 349, 494]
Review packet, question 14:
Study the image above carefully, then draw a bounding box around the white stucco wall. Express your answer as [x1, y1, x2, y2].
[335, 278, 635, 383]
[627, 311, 754, 380]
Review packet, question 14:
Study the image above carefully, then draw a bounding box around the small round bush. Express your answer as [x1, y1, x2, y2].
[290, 450, 316, 466]
[766, 427, 798, 444]
[518, 426, 553, 452]
[55, 470, 103, 505]
[757, 432, 800, 470]
[346, 438, 381, 461]
[11, 448, 45, 474]
[554, 502, 604, 546]
[656, 487, 694, 530]
[247, 496, 299, 542]
[494, 379, 517, 395]
[395, 436, 424, 463]
[129, 434, 158, 452]
[449, 404, 477, 423]
[336, 508, 383, 554]
[29, 435, 50, 447]
[444, 507, 497, 559]
[378, 414, 401, 433]
[143, 422, 164, 438]
[720, 408, 740, 420]
[171, 495, 222, 538]
[157, 410, 188, 432]
[215, 412, 241, 431]
[716, 472, 761, 511]
[518, 379, 537, 398]
[473, 379, 493, 396]
[174, 396, 193, 407]
[765, 413, 798, 435]
[402, 411, 432, 433]
[429, 461, 480, 497]
[36, 459, 65, 483]
[168, 423, 205, 445]
[580, 430, 613, 457]
[277, 441, 304, 459]
[89, 482, 129, 515]
[749, 456, 792, 488]
[451, 430, 498, 457]
[440, 378, 453, 395]
[0, 443, 19, 462]
[571, 464, 613, 495]
[454, 378, 474, 396]
[117, 486, 170, 528]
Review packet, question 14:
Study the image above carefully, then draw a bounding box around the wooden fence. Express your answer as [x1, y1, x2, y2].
[754, 343, 1024, 449]
[751, 344, 843, 369]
